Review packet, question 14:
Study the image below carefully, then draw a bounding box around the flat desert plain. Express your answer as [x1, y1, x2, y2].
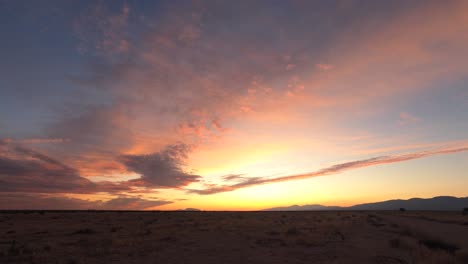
[1, 211, 468, 263]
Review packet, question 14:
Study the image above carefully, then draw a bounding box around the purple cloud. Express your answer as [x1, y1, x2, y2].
[120, 143, 201, 188]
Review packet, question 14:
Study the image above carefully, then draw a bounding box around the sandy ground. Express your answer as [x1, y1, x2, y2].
[1, 211, 467, 264]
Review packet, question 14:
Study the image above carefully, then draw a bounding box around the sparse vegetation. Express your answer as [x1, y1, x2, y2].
[0, 211, 467, 263]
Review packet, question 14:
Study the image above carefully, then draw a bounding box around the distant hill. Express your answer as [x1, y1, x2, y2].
[264, 204, 344, 211]
[179, 208, 201, 211]
[264, 196, 468, 211]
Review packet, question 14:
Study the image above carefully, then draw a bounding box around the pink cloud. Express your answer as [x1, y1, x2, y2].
[398, 112, 421, 126]
[315, 63, 333, 71]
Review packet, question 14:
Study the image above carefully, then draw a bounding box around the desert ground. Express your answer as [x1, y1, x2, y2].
[1, 211, 467, 264]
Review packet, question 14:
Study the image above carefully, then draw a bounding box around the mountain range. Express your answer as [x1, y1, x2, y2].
[264, 196, 468, 211]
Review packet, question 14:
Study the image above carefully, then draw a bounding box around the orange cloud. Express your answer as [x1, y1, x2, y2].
[189, 145, 468, 195]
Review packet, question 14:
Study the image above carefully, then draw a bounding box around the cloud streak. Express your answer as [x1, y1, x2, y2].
[189, 145, 468, 195]
[0, 193, 171, 210]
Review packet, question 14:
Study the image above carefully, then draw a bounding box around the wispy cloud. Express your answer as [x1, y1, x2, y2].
[0, 193, 171, 210]
[398, 112, 420, 126]
[315, 63, 333, 71]
[74, 2, 130, 55]
[1, 138, 70, 144]
[189, 145, 468, 195]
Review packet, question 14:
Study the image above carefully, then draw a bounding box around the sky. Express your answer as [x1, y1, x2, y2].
[0, 0, 467, 210]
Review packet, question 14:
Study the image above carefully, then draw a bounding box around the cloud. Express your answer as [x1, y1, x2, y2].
[48, 105, 133, 155]
[120, 143, 201, 188]
[73, 2, 130, 55]
[398, 112, 420, 126]
[222, 174, 246, 181]
[0, 193, 171, 210]
[0, 141, 130, 194]
[0, 142, 95, 193]
[315, 63, 333, 71]
[0, 193, 99, 210]
[45, 104, 135, 177]
[189, 145, 468, 195]
[3, 1, 467, 205]
[1, 138, 70, 144]
[0, 139, 197, 195]
[101, 197, 171, 210]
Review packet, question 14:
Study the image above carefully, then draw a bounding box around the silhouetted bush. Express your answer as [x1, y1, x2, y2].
[73, 228, 95, 235]
[462, 208, 468, 215]
[399, 208, 406, 212]
[389, 238, 400, 248]
[419, 238, 459, 254]
[286, 227, 299, 235]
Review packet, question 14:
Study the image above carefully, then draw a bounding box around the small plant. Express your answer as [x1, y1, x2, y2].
[457, 249, 468, 263]
[8, 240, 19, 256]
[43, 245, 51, 252]
[286, 227, 299, 235]
[389, 238, 400, 248]
[73, 228, 95, 235]
[463, 208, 468, 216]
[399, 208, 406, 212]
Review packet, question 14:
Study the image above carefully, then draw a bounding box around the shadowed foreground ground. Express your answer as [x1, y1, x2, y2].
[1, 211, 467, 263]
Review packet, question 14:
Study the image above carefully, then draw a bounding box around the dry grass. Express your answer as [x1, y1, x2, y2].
[0, 211, 466, 263]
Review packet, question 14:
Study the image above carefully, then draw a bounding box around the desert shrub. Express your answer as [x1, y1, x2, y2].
[286, 227, 299, 235]
[67, 258, 79, 264]
[391, 236, 417, 251]
[43, 245, 51, 252]
[456, 249, 468, 263]
[400, 208, 406, 212]
[419, 238, 459, 254]
[389, 238, 400, 248]
[73, 228, 95, 235]
[255, 238, 286, 247]
[463, 208, 468, 216]
[8, 240, 19, 256]
[399, 227, 413, 236]
[266, 231, 280, 236]
[329, 230, 345, 241]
